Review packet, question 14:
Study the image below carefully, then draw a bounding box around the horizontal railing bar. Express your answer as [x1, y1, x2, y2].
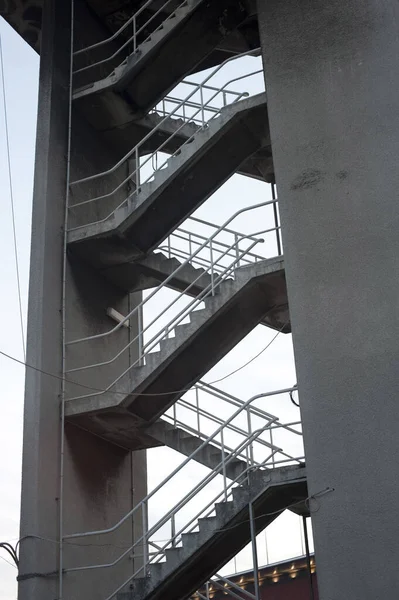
[64, 388, 296, 539]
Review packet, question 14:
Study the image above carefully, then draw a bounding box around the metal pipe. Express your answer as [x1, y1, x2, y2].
[303, 516, 315, 600]
[68, 200, 271, 345]
[70, 50, 260, 187]
[249, 503, 261, 600]
[271, 183, 282, 255]
[65, 390, 289, 539]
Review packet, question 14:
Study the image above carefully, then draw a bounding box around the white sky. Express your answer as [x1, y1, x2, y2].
[0, 16, 312, 600]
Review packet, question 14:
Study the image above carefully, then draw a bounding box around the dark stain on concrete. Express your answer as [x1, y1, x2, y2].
[336, 170, 349, 180]
[291, 169, 325, 190]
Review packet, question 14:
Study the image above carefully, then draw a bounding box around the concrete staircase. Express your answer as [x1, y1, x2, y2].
[117, 465, 308, 600]
[65, 257, 289, 447]
[95, 109, 274, 184]
[68, 93, 270, 258]
[99, 250, 285, 333]
[73, 0, 254, 124]
[146, 419, 249, 481]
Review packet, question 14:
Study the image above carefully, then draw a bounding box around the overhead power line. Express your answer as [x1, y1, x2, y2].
[0, 30, 26, 360]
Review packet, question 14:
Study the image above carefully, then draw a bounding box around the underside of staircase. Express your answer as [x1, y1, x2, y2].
[73, 0, 256, 123]
[95, 249, 287, 332]
[145, 419, 250, 481]
[65, 257, 289, 448]
[68, 93, 270, 258]
[118, 465, 308, 600]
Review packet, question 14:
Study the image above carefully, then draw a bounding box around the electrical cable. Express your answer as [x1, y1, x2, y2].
[0, 542, 19, 567]
[0, 321, 286, 398]
[0, 31, 26, 361]
[290, 385, 300, 408]
[0, 554, 17, 569]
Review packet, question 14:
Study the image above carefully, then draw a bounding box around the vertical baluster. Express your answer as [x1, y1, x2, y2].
[210, 238, 215, 295]
[221, 428, 227, 501]
[235, 233, 240, 272]
[135, 147, 140, 188]
[272, 183, 282, 255]
[189, 232, 193, 258]
[196, 386, 200, 434]
[171, 513, 176, 548]
[247, 406, 254, 466]
[270, 426, 275, 468]
[142, 501, 148, 574]
[200, 85, 205, 128]
[138, 304, 143, 366]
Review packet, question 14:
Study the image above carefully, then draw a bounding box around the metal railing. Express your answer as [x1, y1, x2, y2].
[68, 51, 264, 231]
[63, 386, 304, 600]
[65, 201, 281, 402]
[164, 381, 303, 469]
[159, 214, 280, 275]
[73, 0, 188, 80]
[150, 79, 249, 124]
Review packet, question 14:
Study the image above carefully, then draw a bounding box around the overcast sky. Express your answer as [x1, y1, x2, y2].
[0, 16, 312, 600]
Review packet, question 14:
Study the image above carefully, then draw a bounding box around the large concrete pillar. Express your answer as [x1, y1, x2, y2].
[18, 1, 146, 599]
[257, 1, 399, 598]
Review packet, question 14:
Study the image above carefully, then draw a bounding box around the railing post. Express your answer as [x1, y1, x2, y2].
[138, 304, 143, 366]
[200, 85, 205, 128]
[195, 386, 201, 433]
[171, 513, 176, 548]
[271, 183, 282, 255]
[142, 501, 148, 575]
[210, 238, 215, 295]
[189, 232, 193, 258]
[221, 428, 228, 501]
[270, 426, 275, 468]
[249, 502, 261, 600]
[135, 146, 140, 188]
[247, 407, 254, 466]
[173, 402, 177, 428]
[235, 233, 240, 270]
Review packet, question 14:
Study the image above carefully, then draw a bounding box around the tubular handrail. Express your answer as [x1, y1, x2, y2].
[73, 0, 182, 71]
[67, 201, 273, 347]
[68, 66, 263, 233]
[63, 387, 304, 600]
[159, 224, 280, 270]
[70, 51, 260, 187]
[68, 56, 262, 235]
[65, 235, 262, 401]
[64, 387, 297, 540]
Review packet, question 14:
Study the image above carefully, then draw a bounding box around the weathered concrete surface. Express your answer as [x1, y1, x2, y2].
[68, 93, 271, 254]
[118, 465, 307, 600]
[96, 250, 288, 333]
[64, 257, 289, 448]
[18, 1, 146, 598]
[258, 1, 399, 598]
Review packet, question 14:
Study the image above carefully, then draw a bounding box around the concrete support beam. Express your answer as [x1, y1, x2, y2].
[18, 1, 146, 598]
[257, 1, 399, 598]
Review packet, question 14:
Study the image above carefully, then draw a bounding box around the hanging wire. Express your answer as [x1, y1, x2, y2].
[0, 30, 26, 360]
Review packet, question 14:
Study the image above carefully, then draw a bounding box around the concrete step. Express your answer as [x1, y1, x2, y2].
[68, 93, 270, 256]
[146, 419, 249, 481]
[65, 257, 289, 448]
[117, 465, 308, 600]
[73, 0, 252, 125]
[98, 250, 284, 333]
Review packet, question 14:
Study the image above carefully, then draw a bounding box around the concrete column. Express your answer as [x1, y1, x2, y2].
[257, 1, 399, 598]
[18, 1, 146, 598]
